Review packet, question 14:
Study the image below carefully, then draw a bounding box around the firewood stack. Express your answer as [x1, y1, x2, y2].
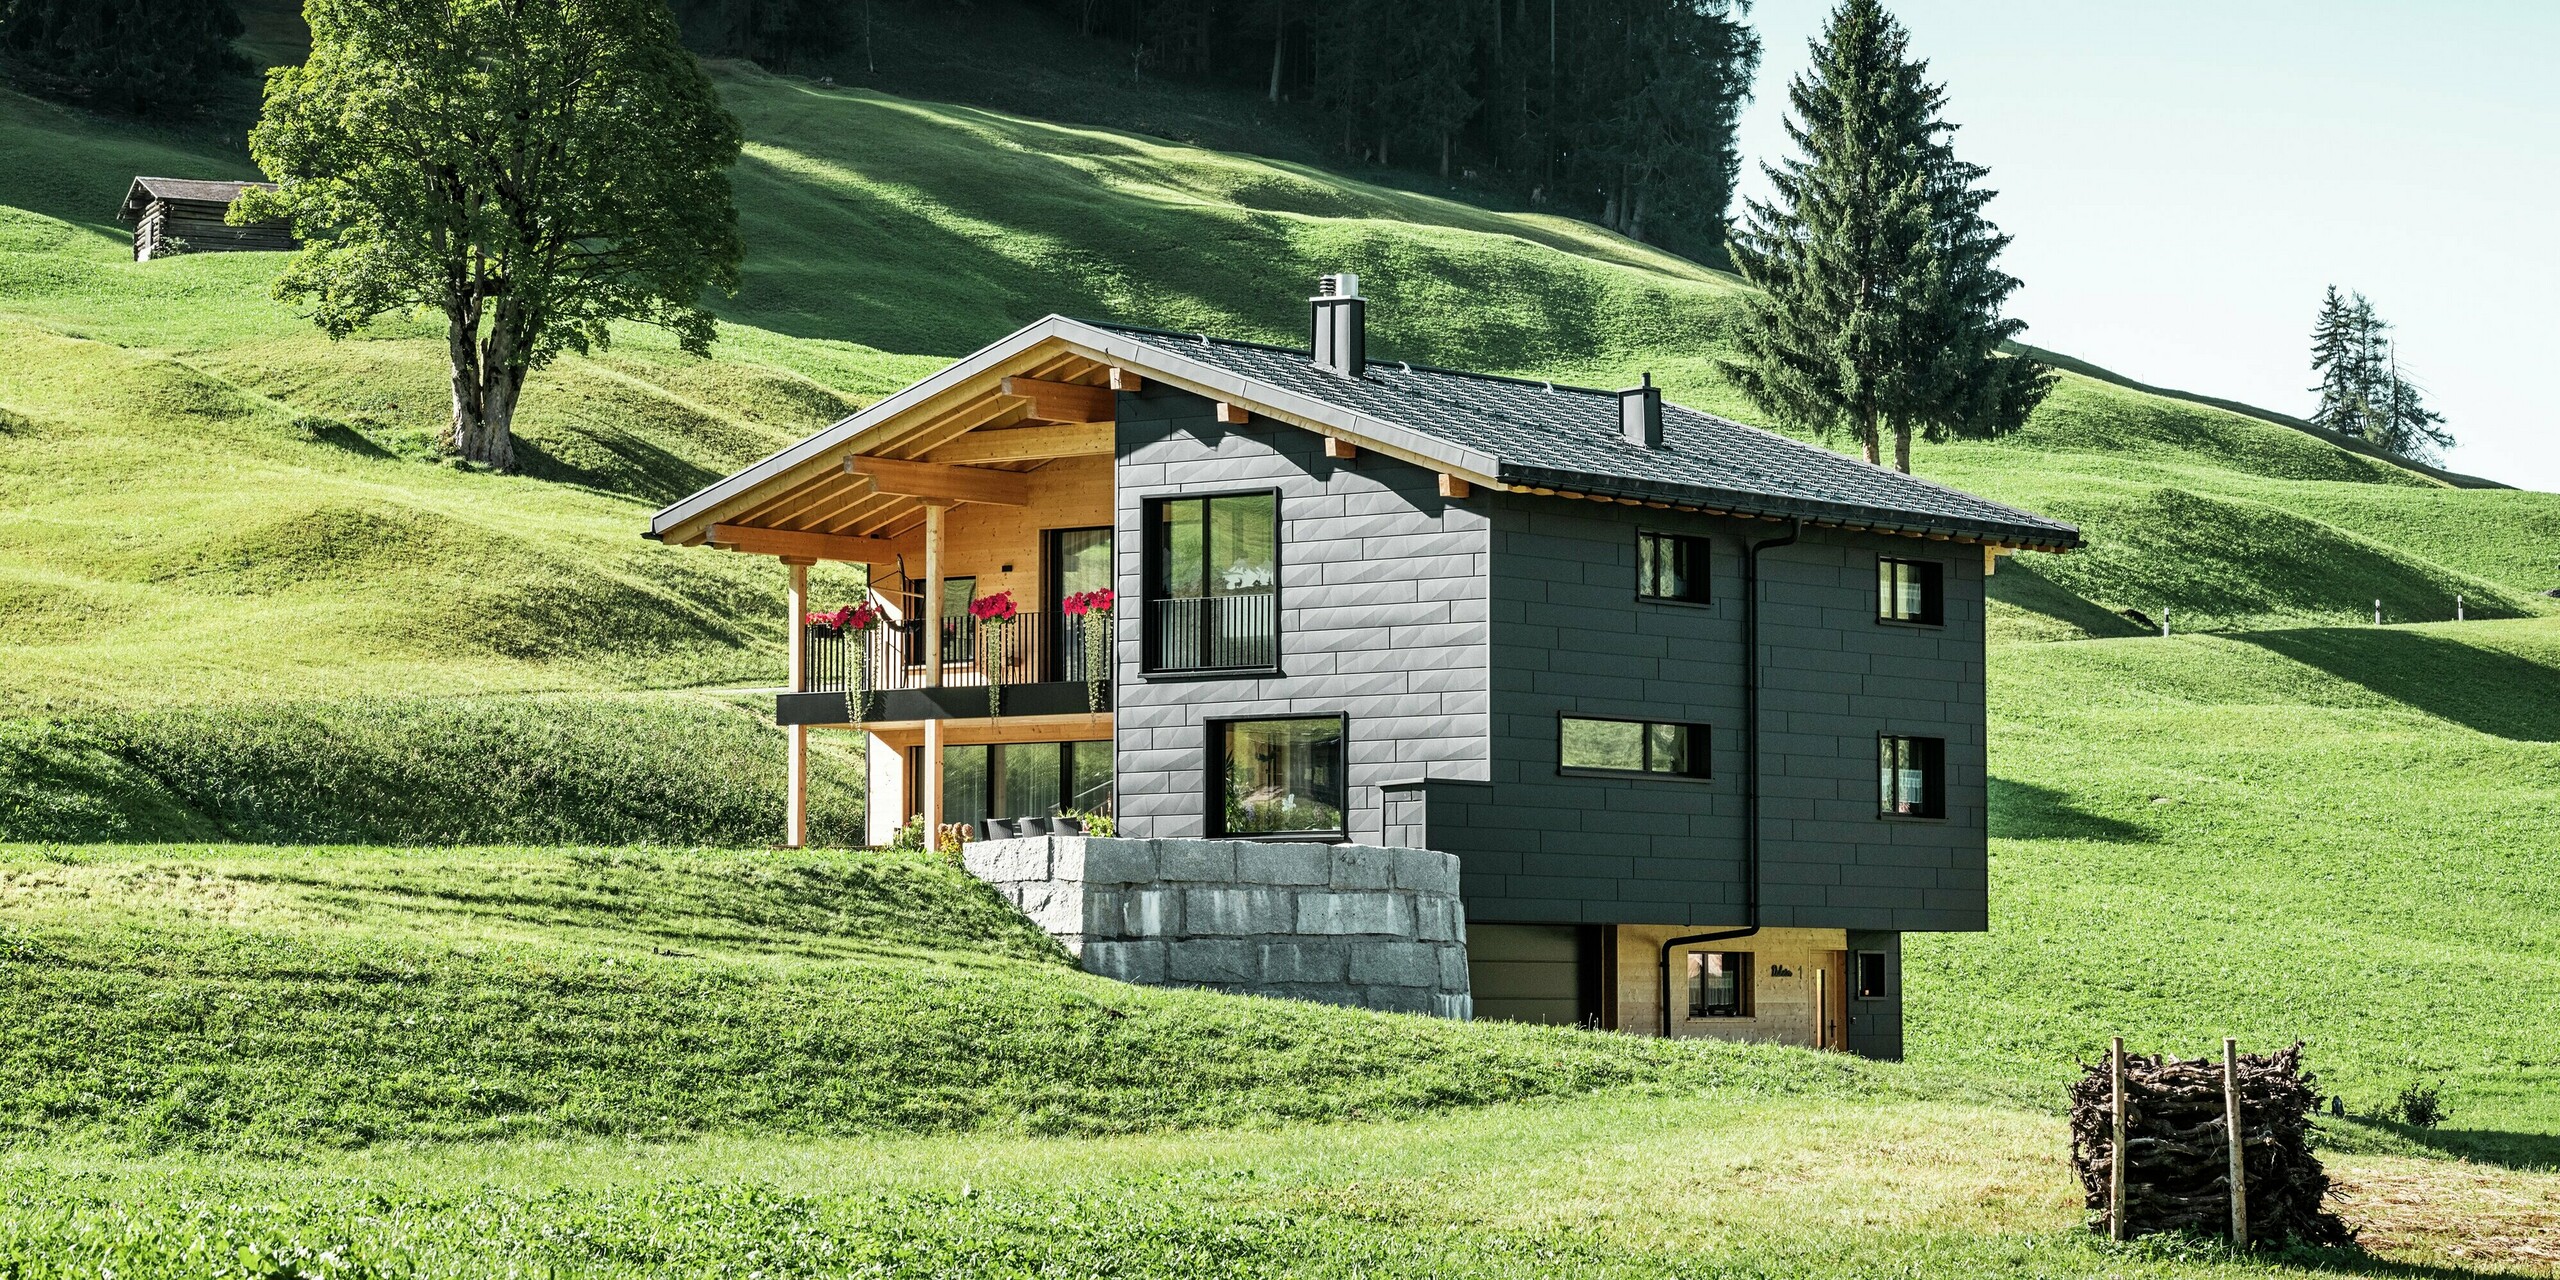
[2068, 1041, 2353, 1247]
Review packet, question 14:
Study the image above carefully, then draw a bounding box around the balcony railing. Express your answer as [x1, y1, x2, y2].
[802, 606, 1115, 716]
[1148, 591, 1278, 672]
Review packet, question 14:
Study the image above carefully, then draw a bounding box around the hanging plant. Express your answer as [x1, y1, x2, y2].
[804, 602, 881, 721]
[1063, 588, 1116, 711]
[968, 590, 1018, 716]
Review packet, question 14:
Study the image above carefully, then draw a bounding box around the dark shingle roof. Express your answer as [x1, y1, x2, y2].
[1095, 323, 2081, 549]
[119, 177, 275, 221]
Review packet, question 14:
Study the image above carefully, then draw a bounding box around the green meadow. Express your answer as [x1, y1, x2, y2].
[2, 40, 2556, 1278]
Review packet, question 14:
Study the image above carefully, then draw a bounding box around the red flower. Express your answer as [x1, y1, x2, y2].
[968, 590, 1018, 622]
[1088, 588, 1115, 613]
[1061, 593, 1088, 617]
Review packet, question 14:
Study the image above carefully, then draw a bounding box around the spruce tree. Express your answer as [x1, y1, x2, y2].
[2307, 285, 2363, 435]
[1723, 0, 2047, 472]
[0, 0, 245, 116]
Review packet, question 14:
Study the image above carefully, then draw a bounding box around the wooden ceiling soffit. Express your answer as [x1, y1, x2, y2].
[999, 375, 1115, 423]
[847, 455, 1032, 506]
[923, 421, 1113, 465]
[707, 523, 922, 564]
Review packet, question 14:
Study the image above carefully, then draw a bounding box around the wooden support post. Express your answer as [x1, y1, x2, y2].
[2110, 1036, 2129, 1241]
[2224, 1037, 2248, 1248]
[1213, 401, 1250, 425]
[922, 715, 944, 847]
[923, 500, 949, 688]
[1322, 435, 1357, 460]
[784, 557, 813, 849]
[1438, 473, 1471, 500]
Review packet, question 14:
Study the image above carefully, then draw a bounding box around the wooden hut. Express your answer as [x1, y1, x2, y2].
[117, 177, 296, 262]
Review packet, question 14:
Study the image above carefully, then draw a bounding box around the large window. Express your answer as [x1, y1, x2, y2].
[1047, 526, 1113, 682]
[1878, 735, 1945, 818]
[1559, 716, 1709, 779]
[911, 740, 1114, 826]
[1637, 531, 1709, 603]
[1687, 951, 1751, 1018]
[1877, 557, 1944, 626]
[898, 574, 977, 665]
[1212, 715, 1345, 838]
[1145, 492, 1279, 672]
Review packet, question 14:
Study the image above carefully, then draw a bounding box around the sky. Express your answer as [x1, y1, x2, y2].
[1731, 1, 2560, 489]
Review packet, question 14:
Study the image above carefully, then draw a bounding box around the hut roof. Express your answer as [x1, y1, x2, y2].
[119, 177, 277, 222]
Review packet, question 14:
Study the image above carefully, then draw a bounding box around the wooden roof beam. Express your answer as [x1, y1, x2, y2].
[1000, 375, 1115, 423]
[707, 523, 921, 564]
[848, 455, 1032, 506]
[922, 421, 1113, 465]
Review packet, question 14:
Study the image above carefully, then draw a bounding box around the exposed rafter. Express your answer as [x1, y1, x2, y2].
[847, 455, 1032, 506]
[999, 375, 1115, 423]
[922, 421, 1113, 465]
[707, 523, 921, 563]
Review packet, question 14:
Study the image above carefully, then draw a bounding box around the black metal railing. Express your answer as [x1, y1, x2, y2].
[806, 608, 1107, 700]
[1147, 591, 1278, 672]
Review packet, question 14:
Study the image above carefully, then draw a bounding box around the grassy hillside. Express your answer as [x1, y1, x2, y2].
[0, 842, 2545, 1277]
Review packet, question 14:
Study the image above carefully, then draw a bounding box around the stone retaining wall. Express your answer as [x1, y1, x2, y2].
[963, 836, 1472, 1018]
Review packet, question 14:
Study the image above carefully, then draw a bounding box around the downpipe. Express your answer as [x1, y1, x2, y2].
[1658, 520, 1802, 1037]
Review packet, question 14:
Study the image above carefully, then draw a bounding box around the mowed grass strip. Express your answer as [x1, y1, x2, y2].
[1, 1094, 2536, 1278]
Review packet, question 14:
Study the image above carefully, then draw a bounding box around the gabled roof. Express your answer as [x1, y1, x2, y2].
[647, 314, 2081, 552]
[119, 177, 275, 221]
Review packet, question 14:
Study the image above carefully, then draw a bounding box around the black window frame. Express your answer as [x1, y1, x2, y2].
[1636, 530, 1711, 605]
[1141, 488, 1283, 677]
[1556, 714, 1712, 781]
[907, 738, 1114, 827]
[1855, 950, 1891, 1001]
[1207, 713, 1349, 842]
[1876, 556, 1945, 627]
[1877, 734, 1947, 819]
[1685, 949, 1753, 1019]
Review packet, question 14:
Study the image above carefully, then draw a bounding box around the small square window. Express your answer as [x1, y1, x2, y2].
[1687, 951, 1751, 1018]
[1638, 531, 1710, 603]
[1213, 715, 1346, 838]
[1878, 735, 1946, 818]
[1855, 950, 1890, 1000]
[1877, 557, 1944, 625]
[1560, 717, 1709, 779]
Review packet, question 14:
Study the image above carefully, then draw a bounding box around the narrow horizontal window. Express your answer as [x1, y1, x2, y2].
[1877, 557, 1944, 625]
[1559, 717, 1709, 779]
[1877, 734, 1946, 818]
[1637, 531, 1710, 603]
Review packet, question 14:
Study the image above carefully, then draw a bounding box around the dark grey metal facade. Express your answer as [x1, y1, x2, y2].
[1111, 384, 1988, 942]
[1111, 385, 1492, 844]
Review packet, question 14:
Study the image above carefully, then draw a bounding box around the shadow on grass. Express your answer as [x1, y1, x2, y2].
[1989, 777, 2154, 843]
[1986, 559, 2149, 640]
[2241, 628, 2560, 742]
[2355, 1118, 2560, 1174]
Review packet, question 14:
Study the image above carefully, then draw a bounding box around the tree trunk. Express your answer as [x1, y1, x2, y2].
[1440, 131, 1450, 178]
[445, 295, 491, 465]
[1893, 424, 1911, 474]
[1628, 183, 1648, 242]
[1267, 1, 1284, 102]
[1860, 408, 1881, 466]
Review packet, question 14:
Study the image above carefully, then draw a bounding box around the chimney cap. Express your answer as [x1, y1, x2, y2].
[1316, 272, 1360, 299]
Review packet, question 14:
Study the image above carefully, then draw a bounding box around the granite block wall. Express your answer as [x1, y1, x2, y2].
[962, 835, 1472, 1017]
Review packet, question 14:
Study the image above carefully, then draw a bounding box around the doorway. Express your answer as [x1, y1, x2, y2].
[1045, 526, 1112, 682]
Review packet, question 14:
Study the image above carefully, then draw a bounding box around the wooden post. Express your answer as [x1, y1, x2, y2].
[923, 500, 950, 687]
[2109, 1036, 2128, 1241]
[2224, 1037, 2248, 1248]
[2457, 593, 2465, 622]
[922, 714, 944, 845]
[784, 557, 812, 849]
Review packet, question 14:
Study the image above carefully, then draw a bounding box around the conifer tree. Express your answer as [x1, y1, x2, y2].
[2307, 287, 2453, 461]
[0, 0, 245, 115]
[2307, 285, 2364, 435]
[1723, 0, 2047, 472]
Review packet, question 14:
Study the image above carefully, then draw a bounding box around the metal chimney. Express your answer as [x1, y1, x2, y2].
[1620, 372, 1663, 448]
[1311, 273, 1365, 378]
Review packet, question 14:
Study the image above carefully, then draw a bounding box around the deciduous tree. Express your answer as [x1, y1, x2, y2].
[235, 0, 743, 472]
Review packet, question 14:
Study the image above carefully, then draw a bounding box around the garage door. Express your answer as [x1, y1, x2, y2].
[1468, 923, 1587, 1025]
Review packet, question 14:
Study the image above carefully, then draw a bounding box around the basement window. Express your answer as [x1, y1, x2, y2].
[1687, 951, 1751, 1018]
[1878, 735, 1946, 819]
[1559, 716, 1709, 779]
[1856, 950, 1890, 1000]
[1877, 557, 1944, 626]
[1637, 531, 1710, 604]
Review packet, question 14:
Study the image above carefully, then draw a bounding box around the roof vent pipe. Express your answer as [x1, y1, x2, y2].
[1311, 273, 1365, 378]
[1620, 372, 1663, 448]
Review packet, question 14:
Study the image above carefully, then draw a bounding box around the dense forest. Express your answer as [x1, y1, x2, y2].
[677, 0, 1762, 254]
